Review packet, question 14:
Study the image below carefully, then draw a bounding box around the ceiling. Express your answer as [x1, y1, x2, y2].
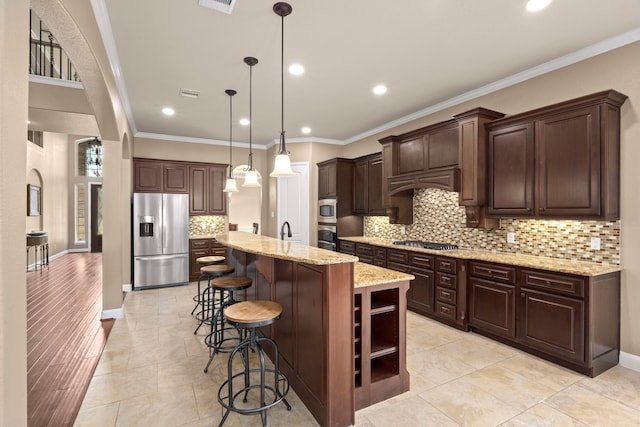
[97, 0, 640, 148]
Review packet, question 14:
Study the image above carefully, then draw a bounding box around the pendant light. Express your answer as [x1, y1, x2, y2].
[243, 56, 261, 187]
[223, 89, 239, 193]
[270, 2, 295, 177]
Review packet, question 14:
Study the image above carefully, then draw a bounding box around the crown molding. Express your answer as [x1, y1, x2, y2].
[265, 136, 345, 149]
[135, 131, 266, 149]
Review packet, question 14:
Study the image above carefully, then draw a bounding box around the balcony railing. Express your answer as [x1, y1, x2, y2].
[29, 10, 80, 82]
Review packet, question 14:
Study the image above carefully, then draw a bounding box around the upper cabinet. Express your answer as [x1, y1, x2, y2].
[318, 160, 338, 198]
[133, 158, 188, 193]
[134, 158, 227, 216]
[353, 153, 386, 216]
[487, 90, 627, 220]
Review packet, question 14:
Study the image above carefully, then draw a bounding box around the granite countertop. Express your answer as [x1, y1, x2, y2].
[215, 231, 358, 265]
[189, 234, 220, 240]
[340, 236, 621, 277]
[354, 262, 414, 289]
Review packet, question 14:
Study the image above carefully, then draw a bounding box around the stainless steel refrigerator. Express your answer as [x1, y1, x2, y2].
[133, 193, 189, 289]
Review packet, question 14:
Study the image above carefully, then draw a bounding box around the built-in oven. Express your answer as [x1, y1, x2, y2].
[318, 199, 337, 224]
[317, 224, 337, 251]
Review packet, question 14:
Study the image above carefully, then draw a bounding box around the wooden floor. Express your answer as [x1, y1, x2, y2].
[27, 252, 114, 427]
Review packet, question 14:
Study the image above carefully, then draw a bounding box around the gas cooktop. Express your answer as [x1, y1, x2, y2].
[392, 240, 459, 250]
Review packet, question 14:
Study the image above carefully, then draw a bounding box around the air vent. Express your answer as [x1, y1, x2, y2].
[198, 0, 236, 14]
[179, 88, 200, 99]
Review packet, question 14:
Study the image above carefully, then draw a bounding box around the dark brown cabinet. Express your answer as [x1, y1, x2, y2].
[487, 90, 627, 220]
[188, 164, 227, 216]
[318, 160, 338, 198]
[188, 238, 228, 281]
[133, 159, 188, 193]
[353, 153, 386, 216]
[469, 276, 516, 339]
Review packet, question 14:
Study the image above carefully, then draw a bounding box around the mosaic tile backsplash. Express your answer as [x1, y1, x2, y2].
[189, 215, 226, 237]
[364, 188, 620, 265]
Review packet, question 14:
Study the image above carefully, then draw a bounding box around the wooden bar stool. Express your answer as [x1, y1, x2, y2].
[191, 255, 226, 315]
[217, 300, 291, 427]
[193, 263, 234, 335]
[203, 275, 252, 373]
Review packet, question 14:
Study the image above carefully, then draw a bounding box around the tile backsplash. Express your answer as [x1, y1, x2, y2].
[364, 188, 620, 265]
[189, 215, 226, 237]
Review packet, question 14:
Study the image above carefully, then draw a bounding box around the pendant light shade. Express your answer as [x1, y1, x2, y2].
[223, 89, 239, 193]
[243, 56, 261, 187]
[270, 2, 295, 178]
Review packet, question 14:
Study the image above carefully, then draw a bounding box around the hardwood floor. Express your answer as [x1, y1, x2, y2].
[27, 252, 113, 427]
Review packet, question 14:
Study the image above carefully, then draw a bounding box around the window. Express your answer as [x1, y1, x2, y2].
[77, 138, 102, 177]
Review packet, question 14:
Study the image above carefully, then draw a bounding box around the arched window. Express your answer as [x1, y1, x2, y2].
[77, 137, 102, 177]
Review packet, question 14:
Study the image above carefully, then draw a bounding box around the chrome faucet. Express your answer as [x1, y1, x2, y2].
[280, 221, 292, 240]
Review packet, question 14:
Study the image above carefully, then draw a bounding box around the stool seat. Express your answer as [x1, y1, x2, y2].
[211, 276, 252, 291]
[197, 255, 225, 264]
[224, 300, 282, 328]
[201, 264, 235, 275]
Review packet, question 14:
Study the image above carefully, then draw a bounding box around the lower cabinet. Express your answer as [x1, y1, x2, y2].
[188, 238, 228, 281]
[469, 277, 516, 339]
[407, 266, 434, 315]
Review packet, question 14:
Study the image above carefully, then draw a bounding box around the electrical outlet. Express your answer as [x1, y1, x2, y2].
[591, 237, 601, 250]
[506, 232, 515, 244]
[374, 225, 379, 233]
[271, 211, 275, 218]
[400, 225, 406, 235]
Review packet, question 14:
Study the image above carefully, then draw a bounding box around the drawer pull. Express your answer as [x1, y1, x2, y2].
[441, 306, 450, 313]
[441, 291, 451, 297]
[545, 280, 551, 286]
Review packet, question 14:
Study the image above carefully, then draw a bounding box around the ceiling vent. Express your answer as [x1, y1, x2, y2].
[179, 88, 200, 99]
[198, 0, 236, 14]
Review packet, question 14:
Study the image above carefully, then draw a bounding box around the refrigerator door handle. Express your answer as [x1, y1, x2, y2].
[135, 254, 186, 261]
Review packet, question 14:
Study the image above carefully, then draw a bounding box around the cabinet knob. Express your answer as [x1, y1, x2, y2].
[521, 292, 525, 297]
[540, 207, 546, 212]
[545, 280, 551, 286]
[508, 289, 512, 295]
[526, 207, 532, 212]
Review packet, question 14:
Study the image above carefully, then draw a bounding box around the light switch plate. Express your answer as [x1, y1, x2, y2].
[400, 225, 406, 235]
[507, 232, 515, 244]
[591, 237, 601, 250]
[374, 225, 379, 233]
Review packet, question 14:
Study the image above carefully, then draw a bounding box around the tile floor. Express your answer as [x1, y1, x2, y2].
[75, 282, 640, 426]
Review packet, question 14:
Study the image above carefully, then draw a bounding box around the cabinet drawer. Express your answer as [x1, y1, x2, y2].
[469, 261, 516, 284]
[521, 270, 585, 298]
[436, 286, 457, 305]
[386, 262, 410, 273]
[387, 249, 409, 265]
[374, 247, 386, 260]
[211, 248, 228, 258]
[436, 257, 457, 274]
[339, 240, 355, 254]
[190, 239, 209, 250]
[355, 243, 373, 257]
[409, 252, 434, 269]
[435, 302, 456, 321]
[436, 272, 457, 289]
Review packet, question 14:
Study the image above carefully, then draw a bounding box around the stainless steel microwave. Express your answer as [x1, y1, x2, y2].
[318, 199, 337, 223]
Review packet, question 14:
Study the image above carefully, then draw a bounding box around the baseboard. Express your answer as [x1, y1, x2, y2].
[49, 250, 68, 262]
[620, 351, 640, 372]
[101, 307, 124, 319]
[122, 283, 132, 292]
[68, 248, 90, 253]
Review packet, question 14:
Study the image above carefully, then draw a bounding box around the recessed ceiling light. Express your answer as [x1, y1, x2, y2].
[239, 118, 250, 126]
[526, 0, 551, 12]
[301, 126, 311, 134]
[289, 63, 304, 76]
[26, 120, 31, 124]
[373, 85, 387, 95]
[162, 107, 175, 116]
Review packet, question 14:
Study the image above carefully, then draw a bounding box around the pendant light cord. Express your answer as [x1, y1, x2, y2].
[228, 91, 233, 178]
[249, 63, 253, 170]
[279, 11, 286, 154]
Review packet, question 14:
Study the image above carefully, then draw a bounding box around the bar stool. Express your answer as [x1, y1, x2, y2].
[217, 300, 291, 427]
[191, 255, 226, 316]
[193, 263, 235, 334]
[203, 275, 252, 373]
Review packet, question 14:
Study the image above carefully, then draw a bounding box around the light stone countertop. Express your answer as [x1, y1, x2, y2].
[215, 231, 358, 265]
[340, 236, 621, 277]
[354, 262, 414, 289]
[189, 234, 219, 240]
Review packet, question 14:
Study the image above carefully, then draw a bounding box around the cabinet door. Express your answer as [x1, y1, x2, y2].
[407, 267, 434, 316]
[353, 160, 369, 214]
[208, 165, 227, 215]
[163, 163, 189, 193]
[488, 123, 534, 216]
[188, 165, 208, 216]
[368, 156, 386, 215]
[318, 163, 337, 198]
[133, 160, 162, 192]
[469, 277, 516, 339]
[189, 248, 209, 281]
[537, 105, 600, 217]
[520, 288, 585, 363]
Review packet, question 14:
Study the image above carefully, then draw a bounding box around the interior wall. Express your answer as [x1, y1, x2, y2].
[0, 1, 29, 424]
[344, 41, 640, 357]
[26, 133, 70, 260]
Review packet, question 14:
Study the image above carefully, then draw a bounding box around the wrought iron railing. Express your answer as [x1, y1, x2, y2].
[29, 10, 80, 82]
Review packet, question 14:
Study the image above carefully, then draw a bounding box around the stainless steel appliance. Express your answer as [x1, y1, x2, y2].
[317, 224, 337, 251]
[318, 198, 337, 224]
[133, 193, 189, 289]
[392, 240, 459, 250]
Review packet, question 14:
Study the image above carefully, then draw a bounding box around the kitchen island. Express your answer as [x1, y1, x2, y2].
[215, 232, 413, 426]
